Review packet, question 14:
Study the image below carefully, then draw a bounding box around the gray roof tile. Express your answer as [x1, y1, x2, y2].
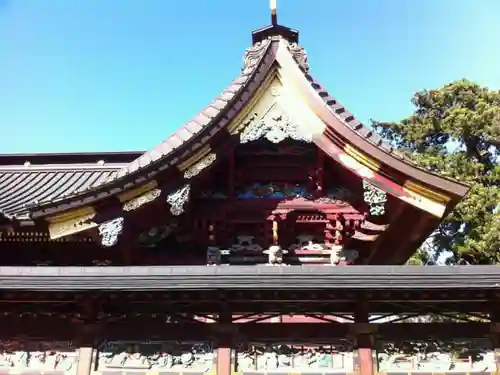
[0, 164, 125, 219]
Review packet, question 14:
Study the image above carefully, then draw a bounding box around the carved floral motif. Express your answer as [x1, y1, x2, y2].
[289, 234, 330, 252]
[230, 235, 263, 252]
[184, 153, 217, 179]
[377, 340, 496, 373]
[288, 235, 359, 265]
[122, 189, 161, 212]
[166, 185, 191, 216]
[237, 183, 312, 200]
[362, 180, 387, 216]
[242, 40, 271, 73]
[0, 341, 77, 373]
[97, 341, 215, 372]
[315, 188, 353, 204]
[236, 344, 353, 372]
[240, 114, 312, 144]
[98, 217, 124, 247]
[263, 245, 288, 265]
[288, 42, 309, 72]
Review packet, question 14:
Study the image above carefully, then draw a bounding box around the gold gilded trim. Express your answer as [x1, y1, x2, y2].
[177, 146, 212, 171]
[46, 206, 97, 239]
[46, 206, 95, 223]
[344, 144, 381, 172]
[118, 180, 158, 203]
[400, 188, 447, 218]
[403, 179, 451, 205]
[228, 70, 279, 135]
[123, 188, 162, 212]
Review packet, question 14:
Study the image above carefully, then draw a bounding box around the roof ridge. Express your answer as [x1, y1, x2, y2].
[114, 38, 274, 181]
[0, 163, 126, 171]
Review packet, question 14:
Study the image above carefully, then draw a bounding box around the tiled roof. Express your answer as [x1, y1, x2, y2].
[0, 163, 126, 219]
[112, 39, 274, 179]
[28, 38, 277, 218]
[0, 265, 497, 290]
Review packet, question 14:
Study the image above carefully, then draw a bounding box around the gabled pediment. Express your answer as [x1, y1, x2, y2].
[20, 25, 469, 263]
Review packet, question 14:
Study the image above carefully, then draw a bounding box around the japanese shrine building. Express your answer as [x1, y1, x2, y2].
[1, 5, 499, 375]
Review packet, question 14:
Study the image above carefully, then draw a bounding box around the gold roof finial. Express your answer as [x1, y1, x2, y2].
[270, 0, 277, 25]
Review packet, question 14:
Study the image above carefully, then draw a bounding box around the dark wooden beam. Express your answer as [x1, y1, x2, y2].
[0, 318, 491, 341]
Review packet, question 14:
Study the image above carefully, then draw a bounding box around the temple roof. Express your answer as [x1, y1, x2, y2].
[1, 18, 469, 225]
[0, 265, 496, 291]
[0, 152, 140, 221]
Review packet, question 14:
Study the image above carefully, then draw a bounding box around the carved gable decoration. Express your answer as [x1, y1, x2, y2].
[363, 180, 387, 216]
[98, 217, 124, 247]
[240, 104, 312, 144]
[166, 185, 191, 216]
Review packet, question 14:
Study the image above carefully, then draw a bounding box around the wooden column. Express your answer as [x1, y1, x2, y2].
[353, 304, 374, 375]
[76, 347, 93, 375]
[75, 324, 98, 375]
[216, 309, 232, 375]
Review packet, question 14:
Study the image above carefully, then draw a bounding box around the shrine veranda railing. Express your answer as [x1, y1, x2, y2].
[0, 339, 496, 374]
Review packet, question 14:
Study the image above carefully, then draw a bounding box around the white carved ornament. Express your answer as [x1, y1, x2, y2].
[166, 185, 191, 216]
[242, 39, 271, 73]
[184, 153, 217, 179]
[362, 180, 387, 216]
[240, 114, 312, 144]
[263, 245, 288, 265]
[122, 188, 162, 212]
[98, 217, 124, 247]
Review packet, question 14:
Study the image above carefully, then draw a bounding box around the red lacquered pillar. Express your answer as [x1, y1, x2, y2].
[354, 304, 374, 375]
[216, 309, 233, 375]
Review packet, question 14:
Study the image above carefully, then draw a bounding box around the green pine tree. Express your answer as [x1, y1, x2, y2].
[372, 79, 500, 264]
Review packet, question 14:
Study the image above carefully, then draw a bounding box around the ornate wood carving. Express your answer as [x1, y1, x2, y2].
[288, 42, 310, 72]
[263, 245, 288, 265]
[363, 180, 387, 216]
[122, 188, 161, 212]
[236, 183, 312, 200]
[98, 217, 124, 247]
[236, 343, 354, 372]
[376, 339, 494, 372]
[166, 185, 191, 216]
[184, 153, 217, 179]
[0, 341, 78, 373]
[96, 341, 215, 371]
[240, 113, 312, 144]
[231, 235, 263, 252]
[242, 39, 271, 73]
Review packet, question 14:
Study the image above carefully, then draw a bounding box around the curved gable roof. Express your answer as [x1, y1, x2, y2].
[29, 38, 278, 218]
[28, 24, 469, 220]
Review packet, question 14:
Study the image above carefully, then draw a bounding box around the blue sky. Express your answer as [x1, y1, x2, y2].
[1, 0, 499, 154]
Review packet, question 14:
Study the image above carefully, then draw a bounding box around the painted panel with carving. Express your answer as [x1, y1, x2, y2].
[234, 343, 353, 373]
[95, 341, 215, 373]
[376, 339, 495, 372]
[0, 340, 78, 374]
[236, 183, 312, 200]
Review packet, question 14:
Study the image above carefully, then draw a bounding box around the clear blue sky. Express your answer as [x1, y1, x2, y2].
[1, 0, 499, 154]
